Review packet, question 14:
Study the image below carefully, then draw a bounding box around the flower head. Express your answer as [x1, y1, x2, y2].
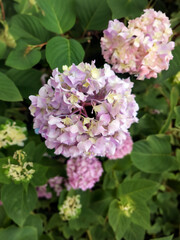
[3, 150, 35, 182]
[29, 62, 138, 158]
[101, 9, 174, 80]
[106, 132, 133, 159]
[0, 121, 27, 148]
[59, 195, 82, 221]
[67, 156, 103, 191]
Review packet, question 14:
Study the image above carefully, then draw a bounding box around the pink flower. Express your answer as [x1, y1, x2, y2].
[67, 156, 103, 191]
[29, 62, 138, 158]
[106, 133, 133, 159]
[36, 184, 52, 199]
[101, 9, 174, 80]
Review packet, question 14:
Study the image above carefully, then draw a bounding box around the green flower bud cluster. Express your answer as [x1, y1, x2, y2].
[59, 195, 82, 221]
[3, 150, 35, 182]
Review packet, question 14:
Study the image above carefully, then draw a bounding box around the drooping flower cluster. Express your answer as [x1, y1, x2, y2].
[59, 195, 82, 221]
[67, 156, 103, 191]
[3, 150, 35, 182]
[101, 9, 175, 80]
[106, 132, 133, 159]
[29, 62, 138, 158]
[36, 176, 64, 199]
[0, 121, 27, 148]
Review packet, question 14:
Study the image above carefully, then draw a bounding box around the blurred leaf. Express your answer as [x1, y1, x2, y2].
[10, 14, 49, 44]
[150, 235, 174, 240]
[14, 0, 39, 14]
[108, 199, 131, 240]
[117, 179, 159, 201]
[7, 68, 42, 99]
[1, 183, 37, 226]
[36, 0, 76, 34]
[75, 0, 111, 31]
[6, 40, 41, 70]
[23, 214, 43, 237]
[46, 36, 85, 70]
[0, 72, 22, 102]
[174, 106, 180, 128]
[0, 40, 6, 59]
[89, 224, 114, 240]
[124, 223, 145, 240]
[107, 0, 147, 19]
[0, 226, 38, 240]
[131, 135, 175, 173]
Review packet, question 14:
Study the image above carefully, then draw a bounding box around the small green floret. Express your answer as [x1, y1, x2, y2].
[59, 195, 82, 221]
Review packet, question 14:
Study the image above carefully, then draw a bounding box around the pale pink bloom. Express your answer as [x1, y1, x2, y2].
[106, 133, 133, 159]
[101, 9, 174, 80]
[29, 62, 138, 158]
[67, 156, 103, 191]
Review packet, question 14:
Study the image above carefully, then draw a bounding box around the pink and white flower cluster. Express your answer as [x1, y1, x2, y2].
[67, 156, 103, 191]
[101, 9, 175, 80]
[29, 62, 138, 159]
[36, 176, 63, 199]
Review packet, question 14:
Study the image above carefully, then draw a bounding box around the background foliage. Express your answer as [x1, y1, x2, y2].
[0, 0, 180, 239]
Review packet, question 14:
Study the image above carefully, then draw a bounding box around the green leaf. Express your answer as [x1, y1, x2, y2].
[108, 199, 131, 240]
[36, 0, 76, 34]
[0, 40, 7, 59]
[160, 86, 179, 133]
[107, 0, 147, 19]
[46, 36, 85, 70]
[174, 106, 180, 128]
[124, 223, 145, 240]
[7, 68, 42, 99]
[75, 0, 111, 31]
[6, 40, 41, 70]
[131, 135, 175, 173]
[10, 14, 49, 44]
[89, 224, 114, 240]
[0, 226, 38, 240]
[0, 72, 22, 102]
[117, 179, 159, 201]
[90, 190, 113, 216]
[150, 235, 174, 240]
[1, 183, 37, 226]
[23, 214, 43, 237]
[0, 157, 11, 184]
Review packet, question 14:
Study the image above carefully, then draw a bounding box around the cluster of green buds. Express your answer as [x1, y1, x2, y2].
[174, 71, 180, 84]
[59, 195, 82, 221]
[0, 121, 27, 148]
[119, 198, 134, 217]
[3, 150, 35, 182]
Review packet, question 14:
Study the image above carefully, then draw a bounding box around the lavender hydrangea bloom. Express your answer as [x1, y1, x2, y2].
[67, 156, 103, 191]
[101, 9, 175, 80]
[36, 176, 63, 199]
[106, 132, 133, 159]
[29, 62, 138, 158]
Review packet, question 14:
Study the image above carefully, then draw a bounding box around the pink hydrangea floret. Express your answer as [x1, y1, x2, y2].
[106, 133, 133, 159]
[67, 156, 103, 191]
[36, 176, 63, 199]
[29, 62, 138, 158]
[101, 9, 175, 80]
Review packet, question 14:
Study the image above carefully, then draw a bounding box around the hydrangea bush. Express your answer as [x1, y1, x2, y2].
[0, 1, 180, 240]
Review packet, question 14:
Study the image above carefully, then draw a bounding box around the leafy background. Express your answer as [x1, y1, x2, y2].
[0, 0, 180, 239]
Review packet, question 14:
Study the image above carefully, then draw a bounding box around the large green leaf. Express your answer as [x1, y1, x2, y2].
[7, 69, 42, 99]
[6, 40, 41, 70]
[150, 235, 174, 240]
[117, 179, 159, 201]
[1, 183, 37, 226]
[36, 0, 76, 34]
[131, 135, 175, 173]
[10, 14, 49, 44]
[0, 226, 38, 240]
[0, 72, 22, 102]
[174, 106, 180, 128]
[124, 223, 145, 240]
[75, 0, 111, 31]
[108, 199, 131, 240]
[23, 214, 43, 237]
[46, 36, 85, 70]
[107, 0, 147, 19]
